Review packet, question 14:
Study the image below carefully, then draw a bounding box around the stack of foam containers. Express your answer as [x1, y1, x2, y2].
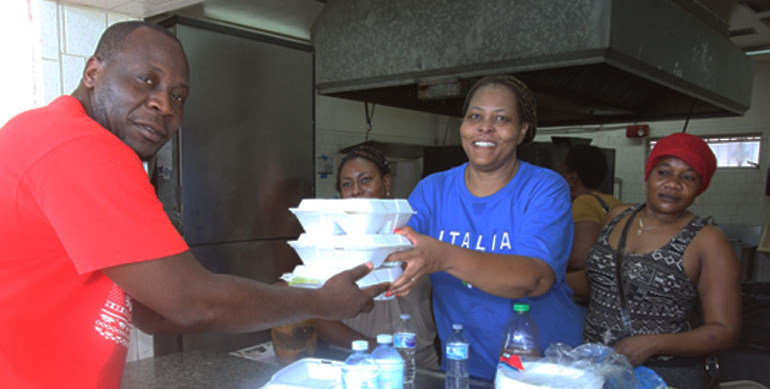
[284, 198, 415, 299]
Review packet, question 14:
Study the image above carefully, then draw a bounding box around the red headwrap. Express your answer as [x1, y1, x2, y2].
[644, 133, 717, 195]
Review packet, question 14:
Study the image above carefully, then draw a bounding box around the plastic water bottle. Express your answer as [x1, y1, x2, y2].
[394, 313, 417, 385]
[342, 340, 379, 389]
[445, 323, 469, 389]
[371, 334, 404, 389]
[499, 303, 541, 368]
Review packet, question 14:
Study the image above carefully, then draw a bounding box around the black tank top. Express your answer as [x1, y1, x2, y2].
[583, 203, 706, 363]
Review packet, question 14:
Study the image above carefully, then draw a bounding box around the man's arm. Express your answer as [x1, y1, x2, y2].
[104, 251, 389, 334]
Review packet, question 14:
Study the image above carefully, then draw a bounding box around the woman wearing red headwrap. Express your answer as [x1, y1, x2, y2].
[568, 133, 741, 389]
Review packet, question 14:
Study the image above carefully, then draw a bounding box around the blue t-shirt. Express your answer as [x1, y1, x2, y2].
[408, 161, 583, 380]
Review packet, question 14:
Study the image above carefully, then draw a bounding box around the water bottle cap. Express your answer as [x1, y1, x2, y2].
[376, 334, 393, 344]
[513, 303, 530, 312]
[351, 340, 369, 351]
[452, 323, 463, 330]
[400, 314, 410, 320]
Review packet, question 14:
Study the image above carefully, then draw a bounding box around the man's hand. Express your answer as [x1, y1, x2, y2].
[315, 262, 390, 320]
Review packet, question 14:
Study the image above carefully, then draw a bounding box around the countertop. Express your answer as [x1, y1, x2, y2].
[122, 350, 278, 389]
[121, 348, 494, 389]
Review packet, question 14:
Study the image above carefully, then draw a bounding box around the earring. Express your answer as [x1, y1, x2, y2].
[642, 183, 647, 192]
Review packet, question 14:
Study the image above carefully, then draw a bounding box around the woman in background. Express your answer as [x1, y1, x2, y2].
[568, 133, 741, 389]
[314, 145, 440, 370]
[386, 74, 582, 380]
[560, 144, 621, 271]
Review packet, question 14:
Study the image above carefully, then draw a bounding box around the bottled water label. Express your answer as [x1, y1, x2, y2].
[377, 363, 404, 389]
[446, 343, 469, 361]
[394, 332, 416, 349]
[342, 368, 378, 389]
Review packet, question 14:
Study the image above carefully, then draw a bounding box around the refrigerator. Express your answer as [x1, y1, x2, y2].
[152, 17, 314, 355]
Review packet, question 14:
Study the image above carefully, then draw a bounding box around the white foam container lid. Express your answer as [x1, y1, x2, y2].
[287, 233, 412, 269]
[262, 358, 343, 388]
[289, 198, 415, 235]
[280, 262, 403, 301]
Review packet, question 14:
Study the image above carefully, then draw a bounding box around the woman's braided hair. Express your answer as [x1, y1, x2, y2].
[461, 74, 538, 144]
[335, 145, 391, 193]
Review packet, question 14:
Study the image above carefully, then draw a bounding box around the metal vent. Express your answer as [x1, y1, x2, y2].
[313, 0, 753, 126]
[741, 0, 770, 14]
[730, 27, 758, 37]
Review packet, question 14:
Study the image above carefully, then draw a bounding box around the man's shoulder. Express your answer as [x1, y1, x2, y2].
[2, 96, 125, 159]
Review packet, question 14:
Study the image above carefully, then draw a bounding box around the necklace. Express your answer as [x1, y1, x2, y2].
[636, 213, 657, 236]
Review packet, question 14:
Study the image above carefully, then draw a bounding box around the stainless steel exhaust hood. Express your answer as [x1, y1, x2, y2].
[312, 0, 753, 126]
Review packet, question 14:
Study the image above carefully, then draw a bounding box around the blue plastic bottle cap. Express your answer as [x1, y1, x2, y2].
[452, 323, 463, 331]
[377, 334, 393, 344]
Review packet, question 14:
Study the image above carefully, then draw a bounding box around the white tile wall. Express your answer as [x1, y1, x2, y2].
[62, 5, 106, 56]
[0, 1, 44, 126]
[40, 0, 136, 104]
[314, 95, 454, 198]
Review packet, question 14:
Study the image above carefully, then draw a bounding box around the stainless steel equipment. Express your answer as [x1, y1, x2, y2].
[152, 17, 315, 355]
[312, 0, 753, 126]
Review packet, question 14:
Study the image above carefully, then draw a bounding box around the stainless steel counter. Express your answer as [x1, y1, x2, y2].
[121, 349, 493, 389]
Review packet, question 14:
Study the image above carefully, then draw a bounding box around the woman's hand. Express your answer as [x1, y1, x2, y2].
[384, 226, 447, 297]
[613, 334, 661, 365]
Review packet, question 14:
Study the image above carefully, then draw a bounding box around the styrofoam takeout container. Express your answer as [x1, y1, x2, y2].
[280, 262, 404, 301]
[287, 233, 412, 269]
[289, 198, 415, 235]
[262, 358, 343, 388]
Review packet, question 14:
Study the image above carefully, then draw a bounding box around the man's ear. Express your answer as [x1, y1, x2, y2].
[81, 56, 104, 88]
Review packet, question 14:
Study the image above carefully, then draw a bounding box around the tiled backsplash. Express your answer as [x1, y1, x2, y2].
[39, 0, 134, 103]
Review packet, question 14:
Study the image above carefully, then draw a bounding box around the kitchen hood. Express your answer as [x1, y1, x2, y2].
[312, 0, 754, 126]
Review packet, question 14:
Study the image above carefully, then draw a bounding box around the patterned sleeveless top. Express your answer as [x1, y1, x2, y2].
[583, 203, 707, 361]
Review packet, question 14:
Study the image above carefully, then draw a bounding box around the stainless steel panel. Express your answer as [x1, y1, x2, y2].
[175, 22, 314, 245]
[313, 0, 753, 125]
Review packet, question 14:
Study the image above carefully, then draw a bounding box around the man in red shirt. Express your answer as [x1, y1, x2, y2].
[0, 21, 387, 388]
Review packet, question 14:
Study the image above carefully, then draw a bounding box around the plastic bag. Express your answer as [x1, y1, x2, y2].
[494, 343, 666, 389]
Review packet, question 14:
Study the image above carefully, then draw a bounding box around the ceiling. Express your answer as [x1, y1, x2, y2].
[63, 0, 770, 60]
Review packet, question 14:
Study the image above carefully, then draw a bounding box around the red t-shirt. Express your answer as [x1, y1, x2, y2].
[0, 96, 188, 388]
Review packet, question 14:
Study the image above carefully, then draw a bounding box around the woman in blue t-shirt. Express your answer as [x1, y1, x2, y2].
[385, 74, 582, 380]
